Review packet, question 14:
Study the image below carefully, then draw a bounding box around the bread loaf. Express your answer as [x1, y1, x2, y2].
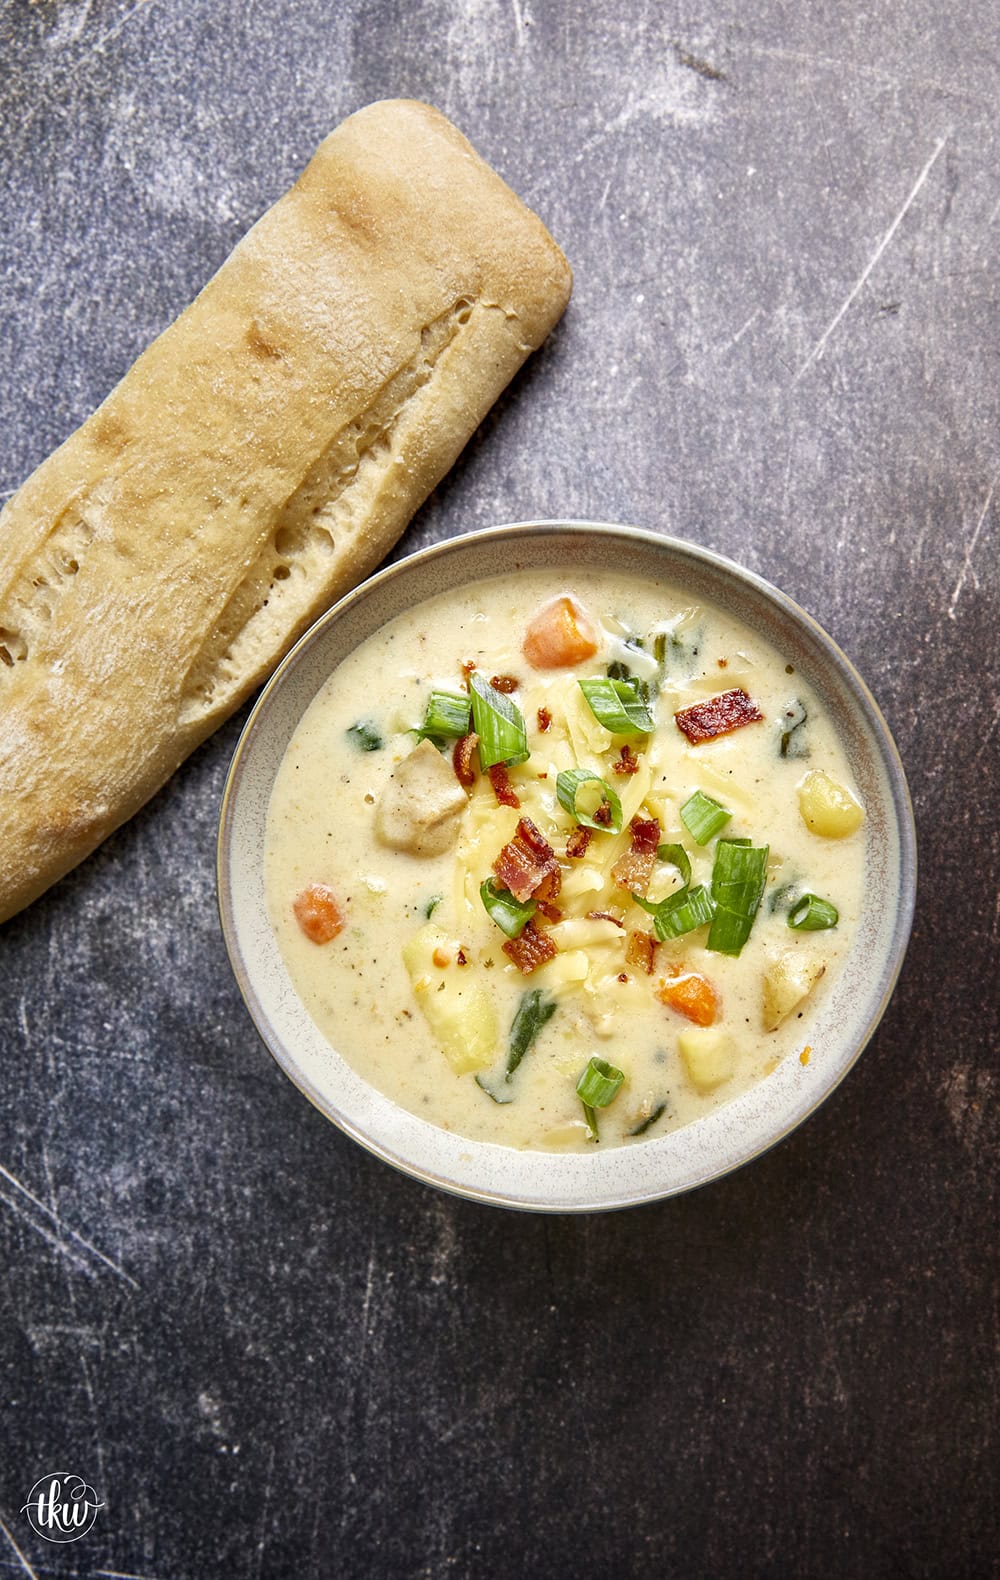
[0, 99, 572, 922]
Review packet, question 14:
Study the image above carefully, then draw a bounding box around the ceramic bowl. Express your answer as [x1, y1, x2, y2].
[217, 521, 916, 1212]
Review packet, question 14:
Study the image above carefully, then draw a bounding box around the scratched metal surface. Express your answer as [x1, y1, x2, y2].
[0, 2, 997, 1576]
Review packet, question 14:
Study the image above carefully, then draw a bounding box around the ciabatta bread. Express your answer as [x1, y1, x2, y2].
[0, 99, 572, 922]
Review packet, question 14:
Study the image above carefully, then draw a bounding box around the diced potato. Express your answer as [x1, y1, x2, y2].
[678, 1027, 735, 1092]
[376, 739, 468, 856]
[402, 924, 497, 1073]
[537, 949, 590, 997]
[762, 950, 826, 1032]
[798, 769, 865, 839]
[540, 1121, 592, 1149]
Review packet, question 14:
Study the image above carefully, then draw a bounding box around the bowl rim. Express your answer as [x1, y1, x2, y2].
[217, 519, 917, 1212]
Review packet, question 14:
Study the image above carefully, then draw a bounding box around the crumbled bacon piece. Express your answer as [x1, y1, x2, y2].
[492, 817, 561, 903]
[586, 910, 625, 927]
[452, 732, 478, 788]
[612, 744, 640, 776]
[565, 825, 592, 860]
[489, 674, 520, 694]
[502, 919, 557, 975]
[626, 930, 657, 975]
[674, 688, 763, 743]
[611, 815, 662, 896]
[537, 900, 563, 923]
[460, 659, 477, 690]
[536, 706, 552, 733]
[592, 800, 613, 827]
[456, 948, 468, 966]
[488, 763, 521, 808]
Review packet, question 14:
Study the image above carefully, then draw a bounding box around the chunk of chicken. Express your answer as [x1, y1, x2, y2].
[376, 738, 469, 856]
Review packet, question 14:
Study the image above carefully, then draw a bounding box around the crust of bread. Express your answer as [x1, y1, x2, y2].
[0, 99, 572, 922]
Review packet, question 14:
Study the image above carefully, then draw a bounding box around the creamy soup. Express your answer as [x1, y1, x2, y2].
[264, 569, 866, 1151]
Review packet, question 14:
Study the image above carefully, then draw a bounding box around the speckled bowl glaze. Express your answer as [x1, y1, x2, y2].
[217, 522, 916, 1212]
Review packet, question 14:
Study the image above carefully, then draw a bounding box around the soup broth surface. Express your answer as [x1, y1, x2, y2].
[265, 568, 865, 1150]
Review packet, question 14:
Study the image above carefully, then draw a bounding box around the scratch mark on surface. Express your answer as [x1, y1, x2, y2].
[0, 1520, 39, 1580]
[252, 1444, 277, 1580]
[947, 480, 995, 620]
[749, 44, 991, 108]
[795, 136, 948, 380]
[80, 0, 159, 63]
[720, 308, 761, 356]
[510, 0, 526, 48]
[0, 1161, 139, 1289]
[95, 1571, 170, 1580]
[357, 1243, 376, 1366]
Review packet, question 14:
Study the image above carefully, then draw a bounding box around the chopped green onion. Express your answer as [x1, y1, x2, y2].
[680, 789, 732, 845]
[788, 893, 839, 931]
[576, 1055, 625, 1107]
[415, 690, 471, 744]
[469, 672, 530, 769]
[768, 881, 798, 915]
[577, 1056, 625, 1141]
[506, 989, 557, 1079]
[578, 676, 655, 736]
[556, 769, 624, 834]
[778, 699, 809, 759]
[656, 843, 692, 887]
[635, 883, 715, 941]
[475, 1074, 513, 1105]
[707, 839, 769, 956]
[629, 1101, 667, 1136]
[423, 895, 442, 919]
[474, 990, 556, 1103]
[346, 720, 382, 752]
[480, 879, 536, 939]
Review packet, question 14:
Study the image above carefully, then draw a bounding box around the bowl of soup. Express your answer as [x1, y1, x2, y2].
[217, 521, 916, 1211]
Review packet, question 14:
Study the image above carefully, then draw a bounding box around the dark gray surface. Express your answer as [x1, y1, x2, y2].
[1, 2, 997, 1576]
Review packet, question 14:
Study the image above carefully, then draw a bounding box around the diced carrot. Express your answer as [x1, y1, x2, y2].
[655, 967, 719, 1027]
[293, 884, 345, 944]
[522, 595, 598, 669]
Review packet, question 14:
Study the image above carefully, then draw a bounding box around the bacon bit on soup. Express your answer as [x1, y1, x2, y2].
[523, 595, 599, 669]
[626, 929, 657, 975]
[489, 674, 520, 694]
[536, 706, 552, 732]
[611, 814, 662, 896]
[674, 688, 764, 744]
[456, 948, 469, 966]
[493, 817, 562, 903]
[592, 800, 613, 827]
[293, 884, 345, 944]
[460, 659, 477, 690]
[587, 910, 625, 927]
[612, 743, 640, 776]
[656, 965, 719, 1027]
[537, 900, 563, 923]
[565, 825, 592, 860]
[488, 763, 521, 809]
[502, 919, 558, 975]
[452, 731, 478, 788]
